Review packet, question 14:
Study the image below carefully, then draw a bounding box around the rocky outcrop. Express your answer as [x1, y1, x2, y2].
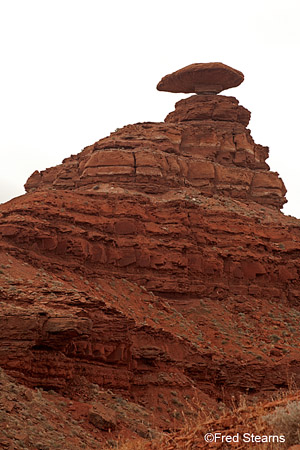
[1, 63, 300, 438]
[25, 94, 286, 209]
[164, 94, 251, 125]
[1, 184, 300, 415]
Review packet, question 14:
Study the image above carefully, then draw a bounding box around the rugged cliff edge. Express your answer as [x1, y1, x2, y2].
[0, 63, 300, 446]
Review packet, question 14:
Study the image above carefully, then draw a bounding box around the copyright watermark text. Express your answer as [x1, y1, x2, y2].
[204, 432, 285, 444]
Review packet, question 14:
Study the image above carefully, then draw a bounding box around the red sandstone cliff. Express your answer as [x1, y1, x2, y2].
[0, 64, 300, 446]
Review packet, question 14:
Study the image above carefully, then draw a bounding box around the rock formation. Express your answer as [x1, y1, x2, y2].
[0, 63, 300, 444]
[24, 68, 286, 210]
[157, 62, 244, 94]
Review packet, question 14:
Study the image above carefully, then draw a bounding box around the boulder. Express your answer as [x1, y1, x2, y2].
[157, 62, 244, 94]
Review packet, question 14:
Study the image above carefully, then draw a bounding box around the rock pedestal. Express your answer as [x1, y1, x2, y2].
[1, 62, 299, 440]
[25, 63, 287, 210]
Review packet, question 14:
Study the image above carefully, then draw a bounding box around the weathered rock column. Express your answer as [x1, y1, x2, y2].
[157, 62, 287, 208]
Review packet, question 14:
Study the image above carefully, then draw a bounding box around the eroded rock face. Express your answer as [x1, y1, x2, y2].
[165, 94, 251, 125]
[24, 94, 286, 210]
[1, 186, 300, 398]
[1, 63, 300, 437]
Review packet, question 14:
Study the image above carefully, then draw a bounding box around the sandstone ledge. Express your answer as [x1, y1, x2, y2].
[25, 117, 286, 209]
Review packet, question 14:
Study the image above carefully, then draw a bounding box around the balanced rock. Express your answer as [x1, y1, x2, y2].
[1, 62, 300, 445]
[157, 62, 244, 94]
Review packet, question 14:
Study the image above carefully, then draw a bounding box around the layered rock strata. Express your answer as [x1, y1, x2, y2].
[0, 63, 299, 435]
[25, 94, 286, 209]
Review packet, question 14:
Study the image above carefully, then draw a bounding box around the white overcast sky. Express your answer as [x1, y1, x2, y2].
[0, 0, 299, 218]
